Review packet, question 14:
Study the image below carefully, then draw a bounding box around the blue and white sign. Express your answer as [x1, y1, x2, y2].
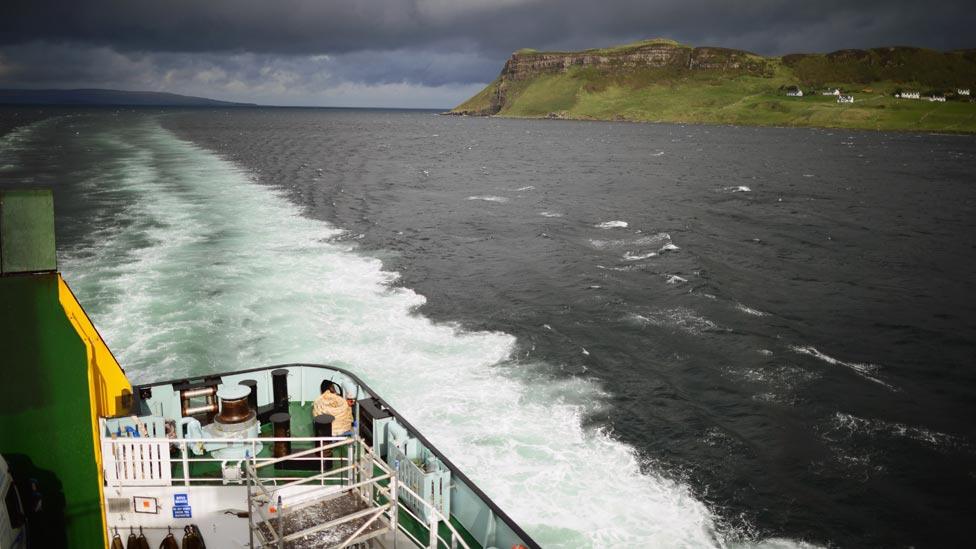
[172, 493, 192, 518]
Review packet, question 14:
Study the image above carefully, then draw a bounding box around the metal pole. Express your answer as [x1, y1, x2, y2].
[277, 495, 284, 549]
[181, 441, 189, 487]
[428, 507, 438, 549]
[352, 435, 359, 489]
[247, 464, 254, 549]
[391, 470, 399, 549]
[249, 442, 257, 549]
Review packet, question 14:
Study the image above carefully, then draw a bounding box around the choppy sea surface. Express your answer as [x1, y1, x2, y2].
[1, 106, 974, 548]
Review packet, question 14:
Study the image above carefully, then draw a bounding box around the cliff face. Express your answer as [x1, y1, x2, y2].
[453, 41, 770, 115]
[501, 45, 765, 80]
[447, 39, 976, 133]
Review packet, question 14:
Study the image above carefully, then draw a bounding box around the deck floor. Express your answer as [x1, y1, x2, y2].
[166, 402, 485, 549]
[257, 491, 387, 548]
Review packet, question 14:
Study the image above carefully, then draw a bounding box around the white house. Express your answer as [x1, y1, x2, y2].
[927, 95, 946, 102]
[837, 95, 854, 104]
[786, 89, 803, 97]
[897, 91, 920, 99]
[958, 89, 971, 96]
[822, 88, 841, 96]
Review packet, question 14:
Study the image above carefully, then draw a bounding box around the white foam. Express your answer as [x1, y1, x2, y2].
[789, 346, 896, 391]
[595, 220, 628, 229]
[467, 195, 509, 203]
[828, 413, 970, 453]
[539, 211, 564, 218]
[629, 308, 724, 335]
[726, 186, 752, 193]
[591, 232, 671, 251]
[52, 119, 760, 549]
[624, 251, 658, 261]
[735, 303, 768, 317]
[515, 185, 536, 191]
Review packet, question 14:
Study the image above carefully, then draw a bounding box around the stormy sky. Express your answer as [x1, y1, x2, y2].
[1, 0, 972, 108]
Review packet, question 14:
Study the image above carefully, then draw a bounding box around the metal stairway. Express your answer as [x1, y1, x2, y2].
[246, 437, 396, 549]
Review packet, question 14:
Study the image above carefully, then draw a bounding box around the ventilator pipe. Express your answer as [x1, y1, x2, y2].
[313, 414, 335, 470]
[271, 369, 289, 413]
[270, 412, 291, 458]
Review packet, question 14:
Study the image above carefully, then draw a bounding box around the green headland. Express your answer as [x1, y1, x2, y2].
[450, 39, 976, 132]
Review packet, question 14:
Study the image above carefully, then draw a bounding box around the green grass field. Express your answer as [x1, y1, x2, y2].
[452, 44, 976, 133]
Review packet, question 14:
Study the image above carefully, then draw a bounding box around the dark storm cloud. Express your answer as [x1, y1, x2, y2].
[0, 0, 973, 106]
[2, 0, 974, 57]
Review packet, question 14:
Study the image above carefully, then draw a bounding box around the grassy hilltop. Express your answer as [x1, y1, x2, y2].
[450, 39, 976, 132]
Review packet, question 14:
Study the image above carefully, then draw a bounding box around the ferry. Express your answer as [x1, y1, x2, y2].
[0, 189, 539, 549]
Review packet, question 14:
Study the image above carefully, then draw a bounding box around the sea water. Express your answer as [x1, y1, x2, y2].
[2, 108, 974, 548]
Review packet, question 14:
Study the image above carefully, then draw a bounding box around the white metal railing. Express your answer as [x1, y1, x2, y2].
[101, 428, 472, 549]
[246, 437, 392, 549]
[102, 437, 172, 486]
[360, 439, 472, 549]
[246, 437, 472, 549]
[389, 443, 451, 521]
[100, 432, 351, 491]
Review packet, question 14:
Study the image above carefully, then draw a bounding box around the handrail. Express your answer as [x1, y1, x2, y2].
[246, 437, 387, 548]
[255, 437, 354, 469]
[240, 435, 472, 549]
[101, 435, 348, 443]
[101, 434, 353, 487]
[250, 466, 357, 497]
[135, 362, 541, 549]
[396, 479, 472, 549]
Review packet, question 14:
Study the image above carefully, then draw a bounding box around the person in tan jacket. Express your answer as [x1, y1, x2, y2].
[312, 381, 354, 435]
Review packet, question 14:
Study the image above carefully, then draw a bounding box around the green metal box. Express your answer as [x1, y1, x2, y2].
[0, 189, 57, 274]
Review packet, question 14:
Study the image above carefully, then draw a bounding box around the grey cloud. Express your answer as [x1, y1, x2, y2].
[327, 49, 501, 87]
[0, 42, 488, 107]
[0, 0, 972, 106]
[2, 0, 974, 57]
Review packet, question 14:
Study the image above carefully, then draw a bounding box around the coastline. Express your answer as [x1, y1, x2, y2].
[441, 110, 976, 135]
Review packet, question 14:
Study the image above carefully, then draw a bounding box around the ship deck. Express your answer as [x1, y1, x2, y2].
[164, 401, 484, 549]
[172, 402, 330, 479]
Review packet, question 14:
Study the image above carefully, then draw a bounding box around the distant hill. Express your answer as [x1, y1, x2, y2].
[0, 88, 256, 107]
[450, 39, 976, 132]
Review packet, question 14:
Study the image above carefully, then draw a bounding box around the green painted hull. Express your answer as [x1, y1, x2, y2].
[0, 273, 105, 548]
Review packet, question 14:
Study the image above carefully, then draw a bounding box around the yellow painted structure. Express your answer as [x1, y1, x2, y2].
[58, 275, 133, 548]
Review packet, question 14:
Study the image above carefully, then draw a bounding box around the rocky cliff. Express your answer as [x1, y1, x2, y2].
[501, 44, 766, 80]
[448, 38, 976, 133]
[453, 40, 770, 115]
